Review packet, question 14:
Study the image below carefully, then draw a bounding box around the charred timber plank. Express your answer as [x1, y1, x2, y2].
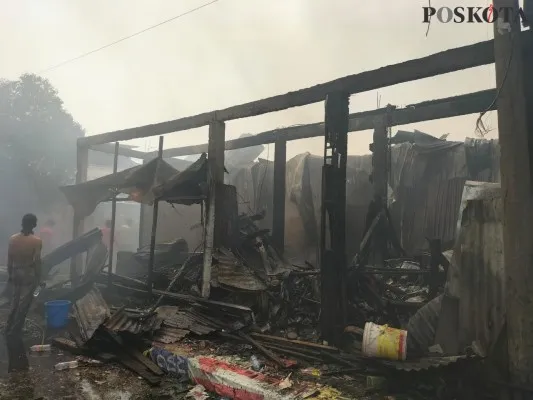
[360, 267, 431, 275]
[113, 283, 255, 315]
[80, 34, 523, 147]
[250, 333, 340, 352]
[320, 351, 360, 368]
[155, 89, 497, 158]
[238, 332, 289, 368]
[260, 344, 323, 362]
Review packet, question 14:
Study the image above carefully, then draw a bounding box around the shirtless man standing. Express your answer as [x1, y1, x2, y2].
[5, 213, 42, 372]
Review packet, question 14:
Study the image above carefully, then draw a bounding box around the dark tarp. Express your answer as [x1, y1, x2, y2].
[154, 153, 209, 205]
[60, 158, 178, 218]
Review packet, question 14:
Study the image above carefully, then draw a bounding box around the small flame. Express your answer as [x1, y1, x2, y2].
[129, 189, 144, 202]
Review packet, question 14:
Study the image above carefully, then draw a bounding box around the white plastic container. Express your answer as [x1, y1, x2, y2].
[362, 322, 407, 361]
[30, 344, 51, 352]
[55, 361, 78, 371]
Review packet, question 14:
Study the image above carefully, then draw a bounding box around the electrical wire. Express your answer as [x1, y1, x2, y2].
[475, 29, 515, 137]
[39, 0, 220, 74]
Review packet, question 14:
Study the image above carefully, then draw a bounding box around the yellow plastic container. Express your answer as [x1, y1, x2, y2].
[362, 322, 407, 361]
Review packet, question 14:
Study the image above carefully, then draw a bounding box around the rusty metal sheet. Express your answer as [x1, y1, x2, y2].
[73, 287, 110, 343]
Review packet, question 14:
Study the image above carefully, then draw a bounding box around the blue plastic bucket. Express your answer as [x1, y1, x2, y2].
[44, 300, 71, 329]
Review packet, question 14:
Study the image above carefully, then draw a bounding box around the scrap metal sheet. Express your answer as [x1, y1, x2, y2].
[73, 287, 110, 343]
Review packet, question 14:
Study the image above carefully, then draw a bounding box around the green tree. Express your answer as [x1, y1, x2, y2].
[0, 73, 84, 185]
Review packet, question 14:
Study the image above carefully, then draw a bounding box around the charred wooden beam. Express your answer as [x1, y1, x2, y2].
[320, 92, 349, 344]
[154, 89, 497, 158]
[70, 145, 89, 284]
[147, 136, 164, 297]
[80, 34, 528, 147]
[202, 121, 225, 298]
[370, 113, 391, 267]
[493, 3, 533, 389]
[272, 138, 287, 254]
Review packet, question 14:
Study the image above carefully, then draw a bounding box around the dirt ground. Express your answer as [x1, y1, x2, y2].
[0, 285, 367, 400]
[0, 365, 158, 400]
[0, 302, 170, 400]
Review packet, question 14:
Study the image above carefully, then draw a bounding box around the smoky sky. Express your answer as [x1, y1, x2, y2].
[2, 0, 500, 161]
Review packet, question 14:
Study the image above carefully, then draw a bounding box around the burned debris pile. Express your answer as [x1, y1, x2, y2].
[26, 207, 478, 399]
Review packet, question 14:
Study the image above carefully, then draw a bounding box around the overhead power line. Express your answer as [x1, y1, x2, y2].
[39, 0, 220, 74]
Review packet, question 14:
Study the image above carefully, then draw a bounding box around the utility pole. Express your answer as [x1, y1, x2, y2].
[493, 0, 533, 395]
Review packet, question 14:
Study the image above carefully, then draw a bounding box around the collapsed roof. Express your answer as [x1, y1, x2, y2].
[61, 154, 211, 218]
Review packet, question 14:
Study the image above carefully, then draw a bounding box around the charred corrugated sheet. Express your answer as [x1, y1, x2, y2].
[153, 327, 189, 344]
[155, 306, 218, 337]
[393, 143, 468, 253]
[212, 263, 267, 291]
[452, 183, 504, 352]
[422, 177, 466, 249]
[164, 311, 217, 335]
[73, 287, 110, 343]
[146, 138, 501, 260]
[104, 308, 163, 335]
[406, 295, 443, 354]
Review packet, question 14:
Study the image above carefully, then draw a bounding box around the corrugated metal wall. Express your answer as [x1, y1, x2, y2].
[140, 139, 501, 261]
[448, 185, 504, 351]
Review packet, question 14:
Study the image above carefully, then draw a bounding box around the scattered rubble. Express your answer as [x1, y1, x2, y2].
[0, 204, 487, 399]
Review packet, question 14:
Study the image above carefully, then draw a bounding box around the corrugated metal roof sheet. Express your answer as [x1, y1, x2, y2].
[104, 308, 163, 335]
[155, 306, 218, 337]
[73, 287, 110, 343]
[163, 311, 217, 336]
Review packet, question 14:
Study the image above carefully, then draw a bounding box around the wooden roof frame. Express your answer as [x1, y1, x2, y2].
[79, 34, 528, 157]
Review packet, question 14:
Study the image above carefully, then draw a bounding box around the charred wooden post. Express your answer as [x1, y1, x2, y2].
[70, 144, 89, 284]
[147, 136, 164, 297]
[428, 238, 441, 298]
[218, 184, 239, 248]
[524, 29, 533, 166]
[108, 142, 119, 288]
[320, 92, 349, 344]
[202, 121, 226, 298]
[138, 158, 148, 249]
[493, 0, 533, 393]
[272, 137, 287, 254]
[369, 115, 390, 267]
